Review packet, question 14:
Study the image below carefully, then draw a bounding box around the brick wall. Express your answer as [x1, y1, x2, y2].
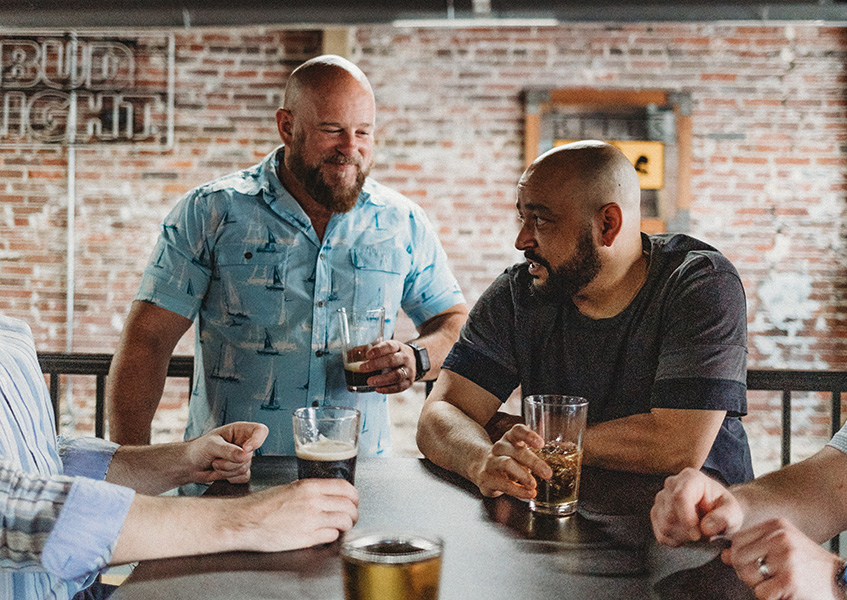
[1, 23, 846, 472]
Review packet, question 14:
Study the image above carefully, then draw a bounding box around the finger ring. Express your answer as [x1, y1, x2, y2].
[399, 366, 408, 380]
[756, 556, 772, 580]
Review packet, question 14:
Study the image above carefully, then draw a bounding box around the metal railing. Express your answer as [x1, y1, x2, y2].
[37, 353, 193, 438]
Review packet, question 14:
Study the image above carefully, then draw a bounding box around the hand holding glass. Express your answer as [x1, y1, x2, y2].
[292, 406, 360, 484]
[523, 395, 588, 516]
[338, 307, 386, 393]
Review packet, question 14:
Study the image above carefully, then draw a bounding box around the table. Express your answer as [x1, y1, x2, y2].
[112, 457, 754, 600]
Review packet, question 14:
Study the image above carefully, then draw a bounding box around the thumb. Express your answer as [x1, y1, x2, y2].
[242, 423, 269, 453]
[700, 493, 744, 538]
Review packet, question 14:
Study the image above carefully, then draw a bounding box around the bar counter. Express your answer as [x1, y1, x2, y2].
[111, 457, 754, 600]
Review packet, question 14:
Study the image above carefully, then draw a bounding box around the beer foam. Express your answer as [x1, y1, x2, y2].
[344, 360, 367, 373]
[296, 438, 357, 461]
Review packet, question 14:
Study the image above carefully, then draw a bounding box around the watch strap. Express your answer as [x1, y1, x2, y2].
[406, 342, 430, 381]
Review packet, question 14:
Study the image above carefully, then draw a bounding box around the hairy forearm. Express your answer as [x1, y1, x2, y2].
[417, 400, 491, 484]
[732, 447, 847, 542]
[410, 305, 468, 381]
[110, 494, 239, 564]
[583, 410, 723, 475]
[105, 442, 193, 495]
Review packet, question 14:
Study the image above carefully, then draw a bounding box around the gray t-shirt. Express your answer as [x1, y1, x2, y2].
[444, 233, 753, 485]
[828, 423, 847, 454]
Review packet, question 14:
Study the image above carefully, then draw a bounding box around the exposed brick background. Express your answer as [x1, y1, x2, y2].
[2, 22, 846, 475]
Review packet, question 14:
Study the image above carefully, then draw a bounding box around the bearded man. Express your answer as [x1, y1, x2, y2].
[417, 140, 753, 498]
[108, 55, 467, 456]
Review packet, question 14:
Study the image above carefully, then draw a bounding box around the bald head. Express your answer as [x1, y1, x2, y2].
[519, 140, 641, 220]
[284, 55, 373, 112]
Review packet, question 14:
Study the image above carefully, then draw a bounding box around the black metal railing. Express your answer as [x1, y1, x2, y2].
[37, 353, 194, 439]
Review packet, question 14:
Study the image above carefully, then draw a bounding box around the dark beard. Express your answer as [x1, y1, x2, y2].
[527, 226, 602, 302]
[287, 142, 368, 213]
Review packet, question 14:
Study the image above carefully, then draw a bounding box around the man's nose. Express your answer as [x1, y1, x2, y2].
[335, 131, 358, 155]
[515, 222, 535, 251]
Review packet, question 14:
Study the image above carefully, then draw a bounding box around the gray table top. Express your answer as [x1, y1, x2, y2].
[112, 457, 754, 600]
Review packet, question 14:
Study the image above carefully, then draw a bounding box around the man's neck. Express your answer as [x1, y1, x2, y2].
[573, 251, 650, 320]
[276, 160, 333, 240]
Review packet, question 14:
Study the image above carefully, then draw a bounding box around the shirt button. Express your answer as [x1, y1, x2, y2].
[312, 401, 319, 407]
[319, 253, 326, 260]
[317, 300, 324, 307]
[315, 350, 324, 357]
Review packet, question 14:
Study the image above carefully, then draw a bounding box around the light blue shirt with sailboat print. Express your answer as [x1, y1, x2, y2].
[136, 146, 465, 456]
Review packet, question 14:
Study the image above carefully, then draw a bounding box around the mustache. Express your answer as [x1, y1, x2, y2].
[524, 251, 550, 270]
[323, 155, 361, 166]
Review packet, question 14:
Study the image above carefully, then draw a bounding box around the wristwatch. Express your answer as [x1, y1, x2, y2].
[406, 342, 430, 382]
[836, 559, 847, 596]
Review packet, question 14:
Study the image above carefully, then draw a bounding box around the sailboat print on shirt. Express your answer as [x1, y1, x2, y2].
[265, 266, 285, 291]
[257, 228, 277, 253]
[210, 343, 240, 382]
[260, 379, 281, 411]
[257, 329, 280, 355]
[224, 279, 249, 325]
[153, 246, 166, 269]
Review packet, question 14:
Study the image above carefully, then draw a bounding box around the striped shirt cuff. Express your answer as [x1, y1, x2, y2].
[42, 478, 135, 580]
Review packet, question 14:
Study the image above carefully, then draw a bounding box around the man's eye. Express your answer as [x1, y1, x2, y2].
[534, 215, 548, 225]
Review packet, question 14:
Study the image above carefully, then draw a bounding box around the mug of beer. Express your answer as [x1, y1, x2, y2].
[338, 307, 386, 393]
[341, 532, 443, 600]
[292, 406, 360, 484]
[523, 395, 588, 517]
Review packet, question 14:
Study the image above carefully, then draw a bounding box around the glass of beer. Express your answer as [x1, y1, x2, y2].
[523, 395, 588, 517]
[338, 307, 386, 393]
[340, 532, 443, 600]
[292, 406, 360, 484]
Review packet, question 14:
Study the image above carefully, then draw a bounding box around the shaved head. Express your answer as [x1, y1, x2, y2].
[284, 55, 373, 113]
[519, 140, 641, 220]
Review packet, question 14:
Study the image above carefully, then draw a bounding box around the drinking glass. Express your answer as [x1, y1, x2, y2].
[292, 406, 360, 484]
[523, 394, 588, 516]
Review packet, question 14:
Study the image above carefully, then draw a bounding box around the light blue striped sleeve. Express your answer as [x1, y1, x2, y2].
[57, 436, 119, 480]
[42, 477, 134, 580]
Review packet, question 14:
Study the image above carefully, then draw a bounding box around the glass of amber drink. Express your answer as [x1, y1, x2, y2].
[523, 395, 588, 517]
[341, 532, 443, 600]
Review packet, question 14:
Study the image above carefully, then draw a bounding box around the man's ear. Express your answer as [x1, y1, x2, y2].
[597, 203, 623, 247]
[275, 108, 293, 143]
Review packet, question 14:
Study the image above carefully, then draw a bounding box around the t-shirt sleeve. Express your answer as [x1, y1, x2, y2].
[442, 272, 520, 402]
[827, 422, 847, 454]
[651, 255, 748, 415]
[135, 190, 215, 320]
[400, 205, 466, 326]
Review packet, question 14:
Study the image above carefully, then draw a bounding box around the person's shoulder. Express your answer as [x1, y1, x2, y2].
[649, 233, 738, 275]
[363, 178, 421, 213]
[0, 314, 32, 339]
[190, 162, 266, 202]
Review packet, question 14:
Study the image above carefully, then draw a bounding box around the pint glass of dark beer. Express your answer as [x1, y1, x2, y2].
[292, 406, 360, 484]
[523, 395, 588, 516]
[338, 307, 386, 393]
[341, 532, 443, 600]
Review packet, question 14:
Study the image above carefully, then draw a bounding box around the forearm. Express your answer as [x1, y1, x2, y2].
[107, 301, 191, 445]
[105, 442, 194, 495]
[417, 399, 492, 484]
[583, 409, 723, 474]
[110, 494, 238, 564]
[732, 447, 847, 542]
[409, 305, 468, 380]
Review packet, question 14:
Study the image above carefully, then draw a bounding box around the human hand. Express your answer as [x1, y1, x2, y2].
[722, 518, 845, 600]
[360, 340, 417, 394]
[233, 478, 360, 552]
[185, 422, 269, 485]
[651, 467, 745, 546]
[474, 424, 552, 499]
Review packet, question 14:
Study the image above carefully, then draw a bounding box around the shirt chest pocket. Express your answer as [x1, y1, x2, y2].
[211, 243, 290, 318]
[349, 246, 409, 318]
